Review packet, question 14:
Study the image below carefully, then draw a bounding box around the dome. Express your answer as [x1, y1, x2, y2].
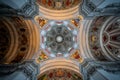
[40, 21, 79, 57]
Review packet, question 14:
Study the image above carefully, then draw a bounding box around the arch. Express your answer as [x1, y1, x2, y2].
[0, 17, 40, 63]
[39, 58, 80, 74]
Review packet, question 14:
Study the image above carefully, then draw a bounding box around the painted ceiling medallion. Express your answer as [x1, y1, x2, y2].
[38, 68, 83, 80]
[35, 16, 47, 28]
[40, 21, 78, 57]
[36, 51, 48, 63]
[37, 0, 81, 10]
[70, 50, 83, 63]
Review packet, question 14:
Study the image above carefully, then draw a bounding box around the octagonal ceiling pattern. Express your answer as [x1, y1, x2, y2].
[40, 21, 78, 57]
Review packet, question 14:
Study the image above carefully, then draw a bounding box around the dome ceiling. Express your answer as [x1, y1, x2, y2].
[40, 21, 78, 57]
[0, 0, 120, 80]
